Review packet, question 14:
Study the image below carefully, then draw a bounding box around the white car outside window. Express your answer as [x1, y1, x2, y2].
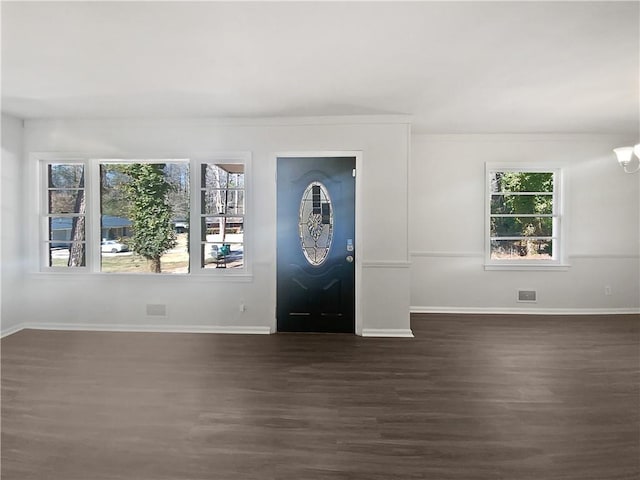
[101, 240, 128, 253]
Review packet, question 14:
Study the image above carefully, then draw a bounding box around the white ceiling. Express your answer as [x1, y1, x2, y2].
[2, 1, 638, 134]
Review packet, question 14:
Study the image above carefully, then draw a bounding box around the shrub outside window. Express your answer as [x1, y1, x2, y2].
[99, 161, 190, 274]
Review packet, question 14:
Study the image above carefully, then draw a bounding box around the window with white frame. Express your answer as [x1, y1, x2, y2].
[99, 160, 190, 274]
[486, 165, 563, 267]
[44, 163, 87, 268]
[199, 162, 245, 269]
[41, 155, 249, 275]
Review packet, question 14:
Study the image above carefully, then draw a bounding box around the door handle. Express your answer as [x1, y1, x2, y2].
[346, 255, 354, 263]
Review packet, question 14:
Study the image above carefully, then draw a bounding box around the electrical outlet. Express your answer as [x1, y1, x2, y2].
[239, 303, 246, 312]
[604, 286, 612, 296]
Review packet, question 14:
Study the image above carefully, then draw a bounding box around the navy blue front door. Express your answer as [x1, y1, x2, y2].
[277, 157, 356, 333]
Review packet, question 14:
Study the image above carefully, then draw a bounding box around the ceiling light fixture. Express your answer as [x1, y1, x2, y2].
[613, 144, 640, 174]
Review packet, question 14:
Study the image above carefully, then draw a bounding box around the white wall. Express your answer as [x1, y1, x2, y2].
[15, 117, 412, 335]
[410, 134, 640, 313]
[1, 114, 25, 336]
[9, 124, 634, 338]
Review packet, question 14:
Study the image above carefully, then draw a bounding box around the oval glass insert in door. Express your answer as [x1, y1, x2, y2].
[299, 182, 333, 266]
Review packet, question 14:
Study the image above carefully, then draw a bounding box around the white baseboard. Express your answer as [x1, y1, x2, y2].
[361, 328, 414, 338]
[411, 306, 640, 315]
[1, 323, 27, 338]
[3, 323, 418, 338]
[3, 323, 273, 336]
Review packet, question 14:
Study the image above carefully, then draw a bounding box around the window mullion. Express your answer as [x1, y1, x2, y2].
[88, 159, 100, 272]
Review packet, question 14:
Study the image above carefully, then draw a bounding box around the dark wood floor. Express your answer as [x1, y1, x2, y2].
[2, 314, 639, 480]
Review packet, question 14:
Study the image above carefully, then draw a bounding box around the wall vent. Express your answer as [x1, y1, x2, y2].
[517, 290, 537, 303]
[146, 304, 167, 316]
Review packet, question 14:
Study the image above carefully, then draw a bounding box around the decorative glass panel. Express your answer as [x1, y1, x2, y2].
[299, 182, 333, 266]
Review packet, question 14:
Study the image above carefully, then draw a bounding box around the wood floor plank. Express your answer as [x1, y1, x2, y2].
[2, 314, 639, 479]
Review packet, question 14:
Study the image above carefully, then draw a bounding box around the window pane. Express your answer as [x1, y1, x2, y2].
[100, 252, 190, 274]
[49, 217, 85, 242]
[48, 164, 84, 188]
[202, 164, 227, 188]
[202, 163, 245, 189]
[201, 190, 245, 215]
[100, 165, 132, 217]
[48, 242, 86, 267]
[490, 172, 553, 193]
[491, 216, 552, 237]
[99, 162, 190, 274]
[201, 191, 224, 215]
[100, 236, 189, 274]
[490, 194, 553, 215]
[202, 242, 244, 269]
[101, 251, 145, 273]
[101, 215, 133, 241]
[202, 216, 244, 242]
[164, 163, 191, 223]
[490, 240, 553, 260]
[49, 190, 85, 214]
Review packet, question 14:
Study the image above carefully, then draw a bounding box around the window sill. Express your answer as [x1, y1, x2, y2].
[484, 263, 570, 271]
